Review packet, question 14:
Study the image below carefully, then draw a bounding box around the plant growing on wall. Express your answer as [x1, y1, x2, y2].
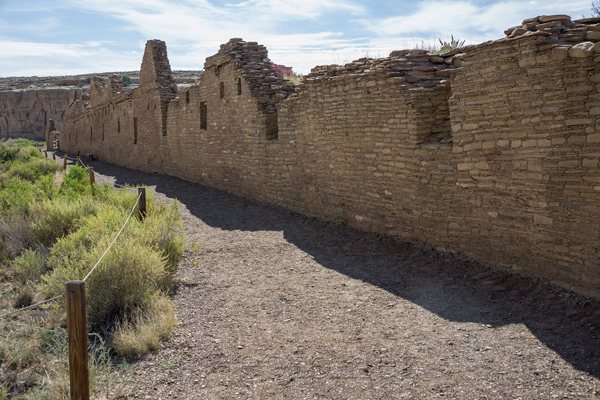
[438, 35, 465, 53]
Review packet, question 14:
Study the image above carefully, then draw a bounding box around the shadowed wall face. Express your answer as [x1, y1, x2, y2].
[59, 16, 600, 300]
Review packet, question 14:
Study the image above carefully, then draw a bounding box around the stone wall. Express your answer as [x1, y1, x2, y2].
[59, 15, 600, 299]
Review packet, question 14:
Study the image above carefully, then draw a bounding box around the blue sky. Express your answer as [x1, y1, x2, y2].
[0, 0, 593, 77]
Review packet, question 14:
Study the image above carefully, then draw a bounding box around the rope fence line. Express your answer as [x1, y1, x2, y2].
[56, 151, 147, 192]
[0, 181, 145, 319]
[83, 191, 142, 282]
[0, 294, 65, 319]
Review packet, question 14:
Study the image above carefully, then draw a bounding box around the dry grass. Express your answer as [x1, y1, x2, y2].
[112, 296, 177, 359]
[283, 72, 303, 85]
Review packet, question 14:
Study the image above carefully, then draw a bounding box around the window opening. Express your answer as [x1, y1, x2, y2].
[266, 114, 278, 140]
[220, 82, 224, 99]
[237, 78, 242, 95]
[200, 102, 207, 130]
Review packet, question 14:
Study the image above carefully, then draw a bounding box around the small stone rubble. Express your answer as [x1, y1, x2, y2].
[302, 48, 464, 90]
[505, 14, 600, 57]
[205, 38, 296, 114]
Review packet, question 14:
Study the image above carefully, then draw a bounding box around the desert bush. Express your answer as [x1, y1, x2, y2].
[130, 199, 184, 283]
[0, 146, 19, 163]
[58, 165, 91, 198]
[10, 249, 43, 284]
[0, 177, 41, 215]
[44, 231, 168, 329]
[0, 216, 36, 258]
[9, 158, 60, 183]
[30, 196, 99, 248]
[12, 284, 35, 308]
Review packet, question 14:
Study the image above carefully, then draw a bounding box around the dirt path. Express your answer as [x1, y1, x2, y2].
[79, 158, 600, 399]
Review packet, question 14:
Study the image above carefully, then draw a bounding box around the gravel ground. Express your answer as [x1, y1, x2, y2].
[75, 157, 600, 399]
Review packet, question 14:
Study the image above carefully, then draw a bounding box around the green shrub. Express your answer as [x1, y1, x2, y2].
[8, 158, 60, 182]
[0, 177, 41, 215]
[30, 197, 99, 247]
[131, 199, 184, 283]
[44, 233, 168, 329]
[59, 166, 90, 198]
[35, 173, 57, 198]
[41, 196, 182, 329]
[11, 249, 43, 284]
[0, 147, 19, 163]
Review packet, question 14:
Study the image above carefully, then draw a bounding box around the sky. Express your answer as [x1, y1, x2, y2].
[0, 0, 594, 77]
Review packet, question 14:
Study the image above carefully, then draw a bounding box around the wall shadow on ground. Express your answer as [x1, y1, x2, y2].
[77, 156, 600, 379]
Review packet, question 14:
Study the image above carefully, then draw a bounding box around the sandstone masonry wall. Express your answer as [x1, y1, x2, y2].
[59, 15, 600, 299]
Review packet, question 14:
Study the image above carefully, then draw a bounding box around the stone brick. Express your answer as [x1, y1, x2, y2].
[568, 42, 595, 58]
[587, 133, 600, 143]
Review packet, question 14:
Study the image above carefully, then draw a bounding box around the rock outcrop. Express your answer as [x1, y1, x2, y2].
[0, 88, 83, 141]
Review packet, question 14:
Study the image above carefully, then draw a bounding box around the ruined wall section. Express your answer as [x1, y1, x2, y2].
[60, 40, 176, 172]
[266, 51, 459, 244]
[163, 39, 295, 196]
[57, 18, 600, 299]
[449, 15, 600, 296]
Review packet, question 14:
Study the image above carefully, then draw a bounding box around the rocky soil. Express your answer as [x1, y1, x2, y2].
[72, 156, 600, 399]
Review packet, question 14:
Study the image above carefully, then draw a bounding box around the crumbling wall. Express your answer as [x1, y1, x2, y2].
[59, 15, 600, 299]
[60, 40, 173, 171]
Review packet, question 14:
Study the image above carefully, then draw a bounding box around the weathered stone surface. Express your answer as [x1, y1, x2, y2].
[568, 41, 595, 57]
[0, 88, 82, 140]
[539, 14, 571, 23]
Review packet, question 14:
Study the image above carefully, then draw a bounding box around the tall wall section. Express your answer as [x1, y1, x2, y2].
[59, 15, 600, 299]
[60, 40, 176, 171]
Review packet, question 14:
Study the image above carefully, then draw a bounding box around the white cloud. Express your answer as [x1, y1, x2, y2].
[0, 40, 141, 77]
[0, 0, 596, 76]
[361, 0, 592, 40]
[230, 0, 365, 18]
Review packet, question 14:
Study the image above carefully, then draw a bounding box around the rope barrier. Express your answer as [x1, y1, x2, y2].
[2, 182, 143, 318]
[0, 294, 65, 319]
[83, 191, 142, 282]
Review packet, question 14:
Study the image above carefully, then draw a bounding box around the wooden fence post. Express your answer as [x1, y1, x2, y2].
[63, 154, 68, 170]
[138, 187, 146, 221]
[44, 150, 48, 158]
[53, 153, 56, 160]
[88, 167, 95, 196]
[66, 281, 90, 400]
[76, 156, 81, 167]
